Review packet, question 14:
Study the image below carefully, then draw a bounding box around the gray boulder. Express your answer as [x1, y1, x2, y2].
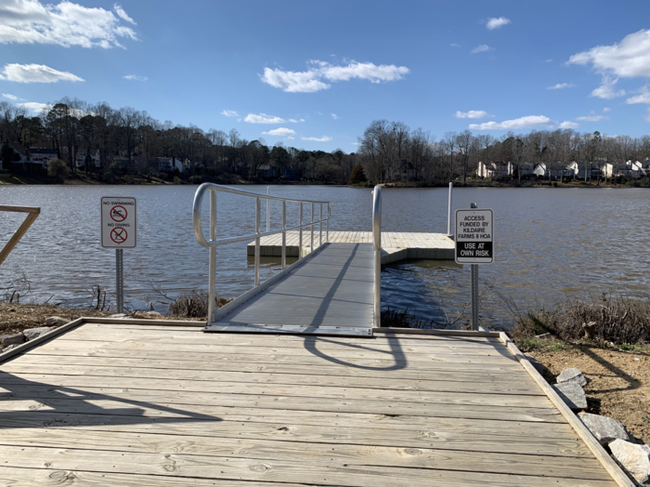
[23, 327, 54, 341]
[1, 333, 25, 348]
[578, 412, 631, 446]
[552, 381, 587, 409]
[2, 344, 20, 352]
[45, 316, 68, 326]
[109, 313, 129, 319]
[557, 367, 588, 387]
[609, 439, 650, 484]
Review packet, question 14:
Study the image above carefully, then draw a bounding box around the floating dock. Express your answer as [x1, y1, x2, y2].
[247, 230, 455, 264]
[0, 320, 631, 486]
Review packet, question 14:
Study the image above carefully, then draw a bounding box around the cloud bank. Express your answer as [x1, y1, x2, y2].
[0, 0, 138, 48]
[261, 60, 409, 93]
[262, 127, 296, 137]
[0, 63, 83, 83]
[469, 115, 552, 130]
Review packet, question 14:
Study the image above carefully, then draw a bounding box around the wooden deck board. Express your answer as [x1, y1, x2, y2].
[0, 322, 623, 486]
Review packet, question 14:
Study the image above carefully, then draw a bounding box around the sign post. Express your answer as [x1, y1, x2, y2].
[101, 197, 137, 313]
[455, 204, 494, 330]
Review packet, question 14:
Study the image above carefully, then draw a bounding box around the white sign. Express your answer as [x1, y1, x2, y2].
[101, 197, 137, 248]
[455, 208, 493, 264]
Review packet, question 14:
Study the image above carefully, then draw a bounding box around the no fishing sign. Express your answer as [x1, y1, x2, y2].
[101, 197, 137, 248]
[455, 208, 493, 264]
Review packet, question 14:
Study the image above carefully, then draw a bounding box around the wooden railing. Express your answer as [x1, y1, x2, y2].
[0, 205, 40, 266]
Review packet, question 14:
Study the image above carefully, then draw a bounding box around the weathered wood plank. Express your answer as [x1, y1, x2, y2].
[6, 354, 529, 383]
[0, 363, 545, 395]
[0, 383, 566, 422]
[0, 413, 589, 457]
[0, 445, 617, 487]
[0, 372, 552, 407]
[0, 429, 613, 480]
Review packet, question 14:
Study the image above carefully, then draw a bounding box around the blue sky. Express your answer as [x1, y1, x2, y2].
[1, 0, 650, 152]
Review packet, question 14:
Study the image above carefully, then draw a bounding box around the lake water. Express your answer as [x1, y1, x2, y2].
[1, 184, 648, 329]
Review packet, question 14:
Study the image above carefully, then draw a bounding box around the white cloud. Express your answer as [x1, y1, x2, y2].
[331, 113, 339, 120]
[469, 115, 553, 130]
[547, 82, 574, 90]
[2, 93, 18, 100]
[450, 43, 461, 48]
[0, 0, 138, 49]
[590, 76, 625, 99]
[18, 101, 51, 113]
[261, 60, 409, 93]
[545, 59, 553, 63]
[455, 110, 489, 119]
[245, 113, 285, 124]
[302, 136, 332, 142]
[114, 4, 136, 25]
[123, 74, 147, 81]
[559, 121, 579, 129]
[288, 118, 305, 123]
[221, 109, 238, 117]
[603, 107, 611, 112]
[471, 45, 492, 54]
[576, 114, 608, 122]
[262, 127, 296, 137]
[0, 63, 83, 83]
[486, 17, 510, 30]
[625, 85, 650, 104]
[568, 29, 650, 78]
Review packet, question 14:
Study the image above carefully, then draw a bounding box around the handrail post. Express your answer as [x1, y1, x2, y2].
[207, 188, 217, 323]
[266, 187, 270, 232]
[372, 186, 382, 328]
[319, 203, 323, 247]
[326, 203, 330, 242]
[310, 202, 314, 253]
[255, 196, 261, 286]
[299, 203, 303, 259]
[281, 200, 286, 269]
[447, 182, 453, 236]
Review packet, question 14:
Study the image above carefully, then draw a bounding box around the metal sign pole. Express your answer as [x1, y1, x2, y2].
[116, 248, 124, 313]
[447, 182, 453, 235]
[471, 263, 479, 330]
[469, 202, 478, 330]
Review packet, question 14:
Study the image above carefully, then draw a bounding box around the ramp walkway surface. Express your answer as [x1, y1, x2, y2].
[208, 242, 374, 336]
[0, 321, 632, 486]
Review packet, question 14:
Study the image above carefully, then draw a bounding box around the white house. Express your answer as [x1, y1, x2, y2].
[565, 162, 579, 178]
[533, 163, 547, 177]
[75, 148, 101, 168]
[155, 157, 184, 173]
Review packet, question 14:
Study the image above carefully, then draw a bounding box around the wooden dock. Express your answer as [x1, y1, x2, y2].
[0, 319, 632, 486]
[247, 231, 455, 264]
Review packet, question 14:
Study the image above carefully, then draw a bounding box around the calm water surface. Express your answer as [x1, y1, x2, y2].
[1, 185, 648, 329]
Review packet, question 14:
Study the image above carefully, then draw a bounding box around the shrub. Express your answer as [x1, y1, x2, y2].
[47, 158, 69, 179]
[167, 291, 232, 318]
[511, 295, 650, 345]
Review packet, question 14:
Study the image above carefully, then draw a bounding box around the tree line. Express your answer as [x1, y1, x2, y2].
[2, 97, 650, 185]
[357, 120, 650, 184]
[0, 98, 356, 184]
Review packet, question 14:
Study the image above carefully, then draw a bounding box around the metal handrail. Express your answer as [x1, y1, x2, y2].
[372, 186, 382, 327]
[192, 183, 331, 322]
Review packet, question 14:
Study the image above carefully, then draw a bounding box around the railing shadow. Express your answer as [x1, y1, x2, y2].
[302, 334, 407, 371]
[0, 372, 222, 429]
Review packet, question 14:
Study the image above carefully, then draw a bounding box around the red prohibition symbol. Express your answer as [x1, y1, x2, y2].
[110, 227, 128, 244]
[110, 205, 128, 222]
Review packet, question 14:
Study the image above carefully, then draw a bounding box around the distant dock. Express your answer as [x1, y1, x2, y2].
[247, 231, 454, 264]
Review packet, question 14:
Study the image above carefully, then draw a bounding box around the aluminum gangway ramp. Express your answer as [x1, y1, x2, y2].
[205, 243, 374, 336]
